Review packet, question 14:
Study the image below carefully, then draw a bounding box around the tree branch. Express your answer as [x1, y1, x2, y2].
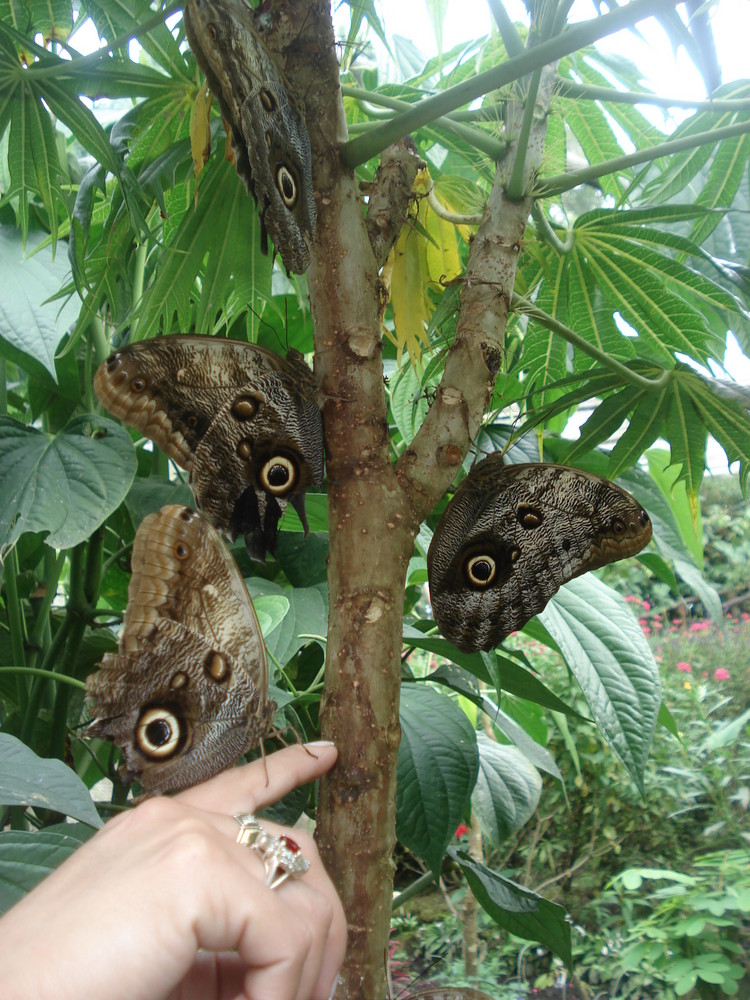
[536, 119, 750, 198]
[341, 0, 677, 168]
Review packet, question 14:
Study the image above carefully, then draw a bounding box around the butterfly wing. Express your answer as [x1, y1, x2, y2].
[427, 458, 652, 652]
[94, 336, 324, 561]
[85, 504, 276, 794]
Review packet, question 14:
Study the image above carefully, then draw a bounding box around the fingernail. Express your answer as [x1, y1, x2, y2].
[305, 740, 336, 748]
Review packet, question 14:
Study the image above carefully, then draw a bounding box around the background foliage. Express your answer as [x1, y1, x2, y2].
[0, 0, 749, 995]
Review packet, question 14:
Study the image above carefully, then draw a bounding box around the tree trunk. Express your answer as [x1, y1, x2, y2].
[278, 3, 558, 994]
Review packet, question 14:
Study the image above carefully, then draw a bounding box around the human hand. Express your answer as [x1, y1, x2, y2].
[0, 742, 345, 1000]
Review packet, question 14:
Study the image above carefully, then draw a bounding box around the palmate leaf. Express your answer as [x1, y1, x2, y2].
[6, 78, 64, 247]
[643, 81, 750, 204]
[690, 131, 750, 246]
[133, 156, 271, 341]
[84, 0, 189, 77]
[607, 386, 670, 479]
[555, 96, 628, 200]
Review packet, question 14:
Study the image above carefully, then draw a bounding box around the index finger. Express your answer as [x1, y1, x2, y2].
[176, 741, 337, 814]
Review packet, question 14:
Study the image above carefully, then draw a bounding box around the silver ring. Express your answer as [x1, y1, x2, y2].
[234, 813, 310, 889]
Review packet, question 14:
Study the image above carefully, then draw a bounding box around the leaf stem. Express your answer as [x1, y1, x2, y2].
[536, 119, 750, 198]
[506, 67, 541, 200]
[89, 316, 109, 367]
[340, 86, 507, 162]
[23, 2, 184, 80]
[556, 79, 750, 112]
[341, 0, 676, 167]
[531, 202, 574, 253]
[391, 870, 436, 911]
[4, 548, 29, 704]
[512, 293, 674, 390]
[0, 667, 86, 690]
[50, 528, 105, 760]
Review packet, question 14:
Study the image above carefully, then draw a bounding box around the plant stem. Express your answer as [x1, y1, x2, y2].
[506, 67, 541, 200]
[23, 2, 184, 79]
[49, 528, 104, 760]
[341, 0, 676, 167]
[513, 293, 674, 390]
[0, 667, 86, 690]
[487, 0, 524, 57]
[4, 548, 28, 706]
[391, 870, 436, 911]
[340, 86, 507, 162]
[556, 79, 750, 112]
[536, 119, 750, 198]
[28, 550, 65, 667]
[531, 202, 574, 253]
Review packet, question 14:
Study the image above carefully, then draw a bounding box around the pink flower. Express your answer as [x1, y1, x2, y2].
[455, 824, 469, 837]
[690, 622, 710, 632]
[677, 661, 692, 673]
[713, 668, 730, 680]
[642, 600, 651, 610]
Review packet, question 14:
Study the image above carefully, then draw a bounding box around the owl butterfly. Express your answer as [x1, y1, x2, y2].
[184, 0, 316, 273]
[94, 335, 324, 562]
[427, 456, 652, 653]
[85, 504, 276, 795]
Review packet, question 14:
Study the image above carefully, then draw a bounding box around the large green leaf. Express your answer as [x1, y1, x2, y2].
[0, 826, 94, 915]
[471, 732, 542, 845]
[536, 575, 661, 792]
[0, 228, 80, 379]
[450, 848, 572, 967]
[246, 579, 328, 664]
[134, 156, 272, 341]
[0, 414, 137, 551]
[0, 734, 102, 827]
[397, 683, 478, 876]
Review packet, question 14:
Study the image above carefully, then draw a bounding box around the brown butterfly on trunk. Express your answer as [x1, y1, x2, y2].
[85, 504, 276, 795]
[184, 0, 316, 273]
[94, 335, 324, 562]
[427, 456, 652, 652]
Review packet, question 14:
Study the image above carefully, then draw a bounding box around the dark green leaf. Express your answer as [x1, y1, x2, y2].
[397, 683, 478, 876]
[449, 848, 572, 967]
[537, 575, 661, 792]
[0, 414, 137, 551]
[0, 734, 102, 827]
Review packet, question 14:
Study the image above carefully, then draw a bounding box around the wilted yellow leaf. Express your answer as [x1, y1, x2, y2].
[190, 83, 212, 200]
[384, 168, 463, 370]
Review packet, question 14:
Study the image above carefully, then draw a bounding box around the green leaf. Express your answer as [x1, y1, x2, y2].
[449, 848, 572, 967]
[0, 414, 137, 552]
[124, 477, 194, 527]
[666, 380, 708, 499]
[472, 732, 541, 845]
[537, 575, 661, 792]
[0, 734, 102, 827]
[607, 387, 670, 477]
[0, 826, 94, 915]
[246, 579, 328, 665]
[397, 683, 478, 876]
[254, 595, 290, 638]
[0, 227, 80, 379]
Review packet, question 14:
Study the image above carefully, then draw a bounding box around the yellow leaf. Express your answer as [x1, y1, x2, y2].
[384, 167, 464, 370]
[190, 83, 212, 199]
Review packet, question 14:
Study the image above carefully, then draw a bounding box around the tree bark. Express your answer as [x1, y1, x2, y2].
[275, 3, 558, 995]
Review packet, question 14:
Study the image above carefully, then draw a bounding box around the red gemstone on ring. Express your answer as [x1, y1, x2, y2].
[280, 836, 300, 854]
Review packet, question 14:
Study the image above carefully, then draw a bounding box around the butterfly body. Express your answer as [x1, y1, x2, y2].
[427, 457, 652, 652]
[184, 0, 316, 273]
[85, 504, 276, 794]
[94, 336, 324, 561]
